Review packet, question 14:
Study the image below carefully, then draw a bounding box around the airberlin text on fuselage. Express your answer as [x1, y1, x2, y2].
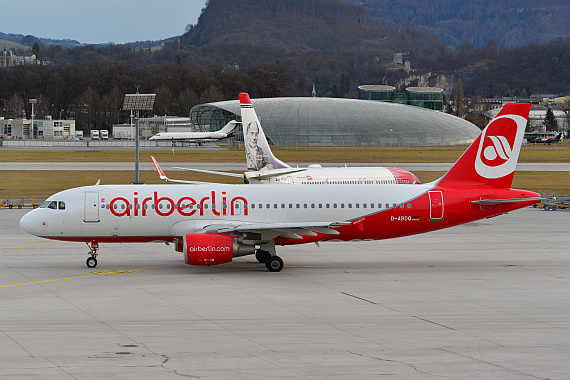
[109, 191, 248, 218]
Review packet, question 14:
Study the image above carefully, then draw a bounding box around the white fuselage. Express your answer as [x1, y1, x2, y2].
[149, 131, 228, 141]
[245, 166, 419, 185]
[21, 183, 430, 241]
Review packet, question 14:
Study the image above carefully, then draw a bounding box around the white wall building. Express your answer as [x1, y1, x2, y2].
[0, 118, 32, 139]
[33, 117, 76, 139]
[0, 117, 75, 139]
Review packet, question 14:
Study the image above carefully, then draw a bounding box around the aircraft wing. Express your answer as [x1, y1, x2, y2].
[198, 221, 350, 240]
[151, 156, 220, 185]
[173, 167, 244, 178]
[245, 167, 308, 180]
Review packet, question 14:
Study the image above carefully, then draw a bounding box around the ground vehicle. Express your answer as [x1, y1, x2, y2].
[100, 130, 109, 140]
[91, 130, 100, 140]
[534, 194, 570, 211]
[76, 131, 84, 140]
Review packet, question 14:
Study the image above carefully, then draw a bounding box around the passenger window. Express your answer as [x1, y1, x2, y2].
[251, 204, 255, 209]
[58, 201, 65, 210]
[289, 204, 293, 208]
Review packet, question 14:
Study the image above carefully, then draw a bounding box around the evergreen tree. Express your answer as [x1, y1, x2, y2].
[454, 79, 465, 119]
[544, 107, 558, 131]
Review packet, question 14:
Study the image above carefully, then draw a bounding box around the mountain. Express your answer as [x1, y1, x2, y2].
[181, 0, 444, 53]
[0, 31, 81, 48]
[342, 0, 570, 47]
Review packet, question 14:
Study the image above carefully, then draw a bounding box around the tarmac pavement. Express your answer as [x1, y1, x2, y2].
[1, 207, 569, 379]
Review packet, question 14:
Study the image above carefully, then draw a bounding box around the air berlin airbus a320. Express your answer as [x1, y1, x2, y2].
[20, 103, 538, 272]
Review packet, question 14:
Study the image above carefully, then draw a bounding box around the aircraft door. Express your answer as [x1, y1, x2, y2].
[84, 192, 100, 222]
[428, 191, 444, 220]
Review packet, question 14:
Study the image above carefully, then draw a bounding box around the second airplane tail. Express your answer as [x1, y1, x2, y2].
[239, 93, 290, 171]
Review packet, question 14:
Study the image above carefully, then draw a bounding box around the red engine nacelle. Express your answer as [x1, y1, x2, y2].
[183, 233, 235, 266]
[182, 233, 256, 266]
[387, 167, 421, 184]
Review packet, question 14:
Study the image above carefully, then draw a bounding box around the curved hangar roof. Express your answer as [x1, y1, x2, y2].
[190, 97, 481, 146]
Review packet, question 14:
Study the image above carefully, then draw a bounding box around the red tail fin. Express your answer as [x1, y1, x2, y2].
[438, 103, 531, 188]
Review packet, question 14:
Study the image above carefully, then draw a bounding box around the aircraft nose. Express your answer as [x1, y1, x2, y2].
[20, 211, 35, 235]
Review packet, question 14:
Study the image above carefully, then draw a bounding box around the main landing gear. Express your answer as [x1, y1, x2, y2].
[255, 249, 284, 272]
[86, 241, 99, 268]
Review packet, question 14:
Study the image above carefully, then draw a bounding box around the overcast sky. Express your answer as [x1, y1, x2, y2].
[1, 0, 208, 44]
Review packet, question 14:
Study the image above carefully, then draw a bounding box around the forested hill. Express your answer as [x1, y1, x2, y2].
[342, 0, 570, 47]
[181, 0, 443, 53]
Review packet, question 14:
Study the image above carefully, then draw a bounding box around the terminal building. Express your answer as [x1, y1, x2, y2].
[189, 97, 480, 146]
[358, 85, 444, 111]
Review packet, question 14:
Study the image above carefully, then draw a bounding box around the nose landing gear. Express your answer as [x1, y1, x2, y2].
[86, 241, 99, 268]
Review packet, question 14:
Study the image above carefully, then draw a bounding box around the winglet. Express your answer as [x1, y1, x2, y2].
[151, 156, 169, 181]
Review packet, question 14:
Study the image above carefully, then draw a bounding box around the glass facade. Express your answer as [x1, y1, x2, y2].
[190, 97, 480, 146]
[406, 87, 444, 111]
[358, 85, 395, 102]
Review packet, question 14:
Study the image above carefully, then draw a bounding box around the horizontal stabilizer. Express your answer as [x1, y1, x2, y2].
[471, 197, 540, 205]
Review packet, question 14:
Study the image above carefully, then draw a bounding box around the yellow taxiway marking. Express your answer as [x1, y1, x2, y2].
[0, 268, 153, 288]
[0, 275, 93, 288]
[92, 268, 154, 275]
[0, 242, 64, 250]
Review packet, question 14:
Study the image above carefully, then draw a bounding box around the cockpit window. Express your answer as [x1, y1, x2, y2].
[39, 200, 59, 209]
[58, 201, 65, 210]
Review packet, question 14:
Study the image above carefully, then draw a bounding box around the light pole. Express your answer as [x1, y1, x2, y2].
[122, 88, 156, 184]
[29, 99, 37, 139]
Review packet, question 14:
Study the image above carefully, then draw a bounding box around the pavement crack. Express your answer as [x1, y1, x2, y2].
[348, 351, 437, 377]
[160, 355, 202, 378]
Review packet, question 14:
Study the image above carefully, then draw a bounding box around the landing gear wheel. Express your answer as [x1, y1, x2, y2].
[256, 250, 271, 263]
[86, 241, 99, 268]
[265, 256, 284, 272]
[86, 257, 98, 268]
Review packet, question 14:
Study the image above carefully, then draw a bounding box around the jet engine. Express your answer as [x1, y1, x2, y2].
[183, 233, 255, 266]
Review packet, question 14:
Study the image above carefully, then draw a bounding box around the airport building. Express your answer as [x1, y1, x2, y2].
[0, 117, 75, 139]
[190, 97, 480, 146]
[358, 85, 444, 111]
